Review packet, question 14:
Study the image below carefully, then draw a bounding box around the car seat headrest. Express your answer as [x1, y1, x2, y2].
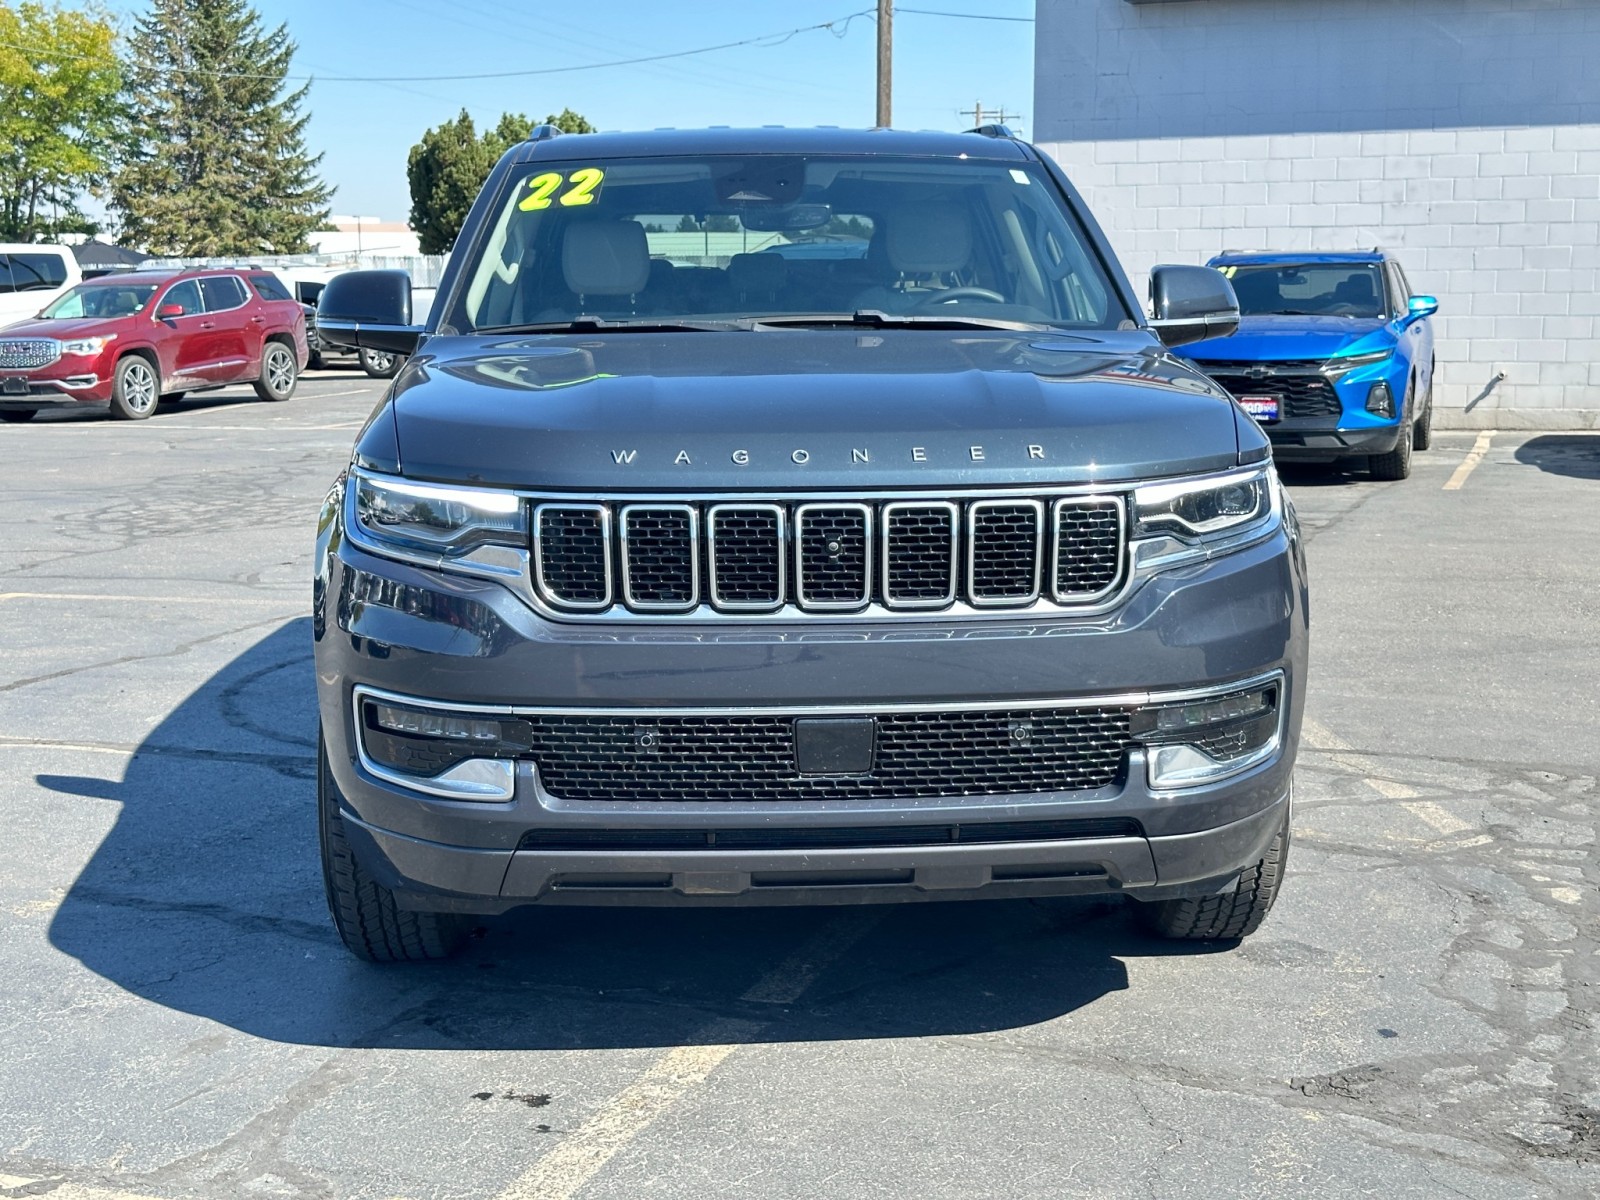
[562, 221, 650, 297]
[726, 252, 786, 295]
[886, 205, 972, 275]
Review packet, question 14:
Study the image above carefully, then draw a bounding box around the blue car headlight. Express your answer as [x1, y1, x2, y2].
[1322, 348, 1393, 379]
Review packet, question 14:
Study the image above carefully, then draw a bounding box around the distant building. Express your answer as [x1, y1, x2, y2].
[308, 216, 420, 258]
[1033, 0, 1600, 428]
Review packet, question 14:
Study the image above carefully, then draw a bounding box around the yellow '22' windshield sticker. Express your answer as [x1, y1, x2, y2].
[518, 167, 605, 211]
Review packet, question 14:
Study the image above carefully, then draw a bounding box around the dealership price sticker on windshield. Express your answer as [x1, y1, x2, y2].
[518, 168, 605, 211]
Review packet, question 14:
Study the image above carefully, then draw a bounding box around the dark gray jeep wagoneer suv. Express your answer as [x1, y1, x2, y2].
[313, 125, 1308, 961]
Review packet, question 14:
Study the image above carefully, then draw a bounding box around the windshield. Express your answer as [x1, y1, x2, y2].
[41, 282, 159, 320]
[1219, 263, 1387, 319]
[452, 154, 1125, 332]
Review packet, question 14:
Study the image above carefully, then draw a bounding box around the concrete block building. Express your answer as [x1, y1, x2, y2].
[1033, 0, 1600, 427]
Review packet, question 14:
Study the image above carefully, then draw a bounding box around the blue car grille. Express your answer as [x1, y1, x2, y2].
[1195, 360, 1342, 419]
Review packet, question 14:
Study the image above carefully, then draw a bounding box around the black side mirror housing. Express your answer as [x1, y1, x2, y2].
[315, 269, 421, 354]
[1148, 264, 1241, 348]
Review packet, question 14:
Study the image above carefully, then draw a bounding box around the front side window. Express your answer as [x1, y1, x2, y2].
[452, 154, 1125, 331]
[1222, 263, 1386, 319]
[41, 282, 159, 319]
[161, 280, 203, 316]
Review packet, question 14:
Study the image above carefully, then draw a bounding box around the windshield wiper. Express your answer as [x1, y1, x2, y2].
[477, 317, 744, 334]
[749, 310, 1047, 332]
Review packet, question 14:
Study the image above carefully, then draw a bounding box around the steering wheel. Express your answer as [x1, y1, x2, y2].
[910, 287, 1007, 310]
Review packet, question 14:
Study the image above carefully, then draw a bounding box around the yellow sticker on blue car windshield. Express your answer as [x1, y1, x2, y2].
[518, 167, 606, 211]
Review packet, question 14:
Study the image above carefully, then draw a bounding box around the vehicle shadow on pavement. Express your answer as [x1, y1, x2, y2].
[1514, 434, 1600, 480]
[44, 621, 1229, 1051]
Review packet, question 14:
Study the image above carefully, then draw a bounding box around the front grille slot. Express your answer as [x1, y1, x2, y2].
[620, 504, 697, 610]
[533, 504, 612, 609]
[968, 500, 1044, 606]
[529, 491, 1128, 618]
[525, 706, 1133, 803]
[708, 504, 785, 610]
[795, 503, 872, 610]
[1052, 498, 1125, 601]
[882, 502, 958, 607]
[0, 339, 60, 370]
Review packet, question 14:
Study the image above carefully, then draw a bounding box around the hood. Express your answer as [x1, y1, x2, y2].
[368, 329, 1247, 490]
[1181, 314, 1393, 363]
[0, 315, 130, 339]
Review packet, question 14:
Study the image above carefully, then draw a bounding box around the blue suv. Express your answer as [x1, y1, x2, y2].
[1178, 251, 1437, 480]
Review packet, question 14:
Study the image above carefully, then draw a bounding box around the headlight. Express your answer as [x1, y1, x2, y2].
[1323, 348, 1392, 377]
[1133, 679, 1283, 789]
[351, 471, 525, 557]
[60, 335, 114, 356]
[1134, 467, 1273, 539]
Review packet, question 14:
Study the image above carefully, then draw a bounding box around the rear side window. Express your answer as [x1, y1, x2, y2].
[0, 252, 69, 294]
[249, 273, 294, 302]
[200, 275, 249, 311]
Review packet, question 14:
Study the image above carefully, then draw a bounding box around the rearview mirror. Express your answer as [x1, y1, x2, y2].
[1148, 264, 1240, 348]
[315, 269, 420, 354]
[738, 203, 832, 233]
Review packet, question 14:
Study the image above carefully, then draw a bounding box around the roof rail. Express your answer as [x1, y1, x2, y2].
[966, 123, 1017, 139]
[524, 124, 564, 143]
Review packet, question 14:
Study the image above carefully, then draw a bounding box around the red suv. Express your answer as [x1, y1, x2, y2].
[0, 268, 308, 423]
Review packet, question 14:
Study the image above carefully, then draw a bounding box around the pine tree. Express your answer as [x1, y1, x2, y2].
[112, 0, 331, 254]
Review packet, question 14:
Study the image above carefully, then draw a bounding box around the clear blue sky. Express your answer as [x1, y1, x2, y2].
[106, 1, 1036, 222]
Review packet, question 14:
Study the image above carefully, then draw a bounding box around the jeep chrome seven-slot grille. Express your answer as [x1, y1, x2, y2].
[530, 494, 1126, 618]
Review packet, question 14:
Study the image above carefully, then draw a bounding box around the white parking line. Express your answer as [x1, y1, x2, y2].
[1443, 430, 1495, 491]
[492, 913, 880, 1200]
[0, 592, 301, 606]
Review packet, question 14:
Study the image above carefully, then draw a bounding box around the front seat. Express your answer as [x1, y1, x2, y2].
[1330, 273, 1377, 312]
[562, 220, 651, 313]
[852, 204, 974, 312]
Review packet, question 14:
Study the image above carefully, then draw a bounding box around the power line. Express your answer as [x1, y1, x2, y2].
[0, 9, 876, 84]
[898, 7, 1034, 21]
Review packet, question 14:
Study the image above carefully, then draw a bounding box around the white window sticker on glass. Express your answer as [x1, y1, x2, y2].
[1010, 169, 1031, 185]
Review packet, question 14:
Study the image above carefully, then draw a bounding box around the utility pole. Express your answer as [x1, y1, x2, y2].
[876, 0, 893, 128]
[961, 101, 1022, 130]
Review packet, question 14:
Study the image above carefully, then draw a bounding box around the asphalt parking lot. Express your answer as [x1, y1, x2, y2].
[1, 376, 1596, 1199]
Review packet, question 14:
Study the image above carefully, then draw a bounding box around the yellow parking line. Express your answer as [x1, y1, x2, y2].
[1443, 430, 1495, 491]
[492, 914, 879, 1200]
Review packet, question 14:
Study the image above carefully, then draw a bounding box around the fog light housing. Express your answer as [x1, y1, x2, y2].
[1365, 381, 1394, 418]
[1133, 681, 1282, 789]
[355, 692, 532, 801]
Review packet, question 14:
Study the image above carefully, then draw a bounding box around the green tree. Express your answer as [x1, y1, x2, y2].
[0, 2, 123, 242]
[112, 0, 331, 254]
[407, 107, 596, 254]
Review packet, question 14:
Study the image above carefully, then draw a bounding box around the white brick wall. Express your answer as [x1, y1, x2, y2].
[1034, 0, 1600, 427]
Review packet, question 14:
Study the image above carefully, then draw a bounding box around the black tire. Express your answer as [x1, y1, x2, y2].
[307, 352, 325, 371]
[1368, 386, 1414, 481]
[1136, 810, 1290, 940]
[108, 355, 160, 420]
[1412, 371, 1433, 452]
[360, 347, 401, 379]
[0, 408, 39, 423]
[253, 341, 298, 401]
[318, 733, 469, 962]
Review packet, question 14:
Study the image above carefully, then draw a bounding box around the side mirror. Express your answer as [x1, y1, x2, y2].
[315, 269, 420, 354]
[1148, 264, 1240, 348]
[1407, 294, 1438, 321]
[157, 303, 185, 319]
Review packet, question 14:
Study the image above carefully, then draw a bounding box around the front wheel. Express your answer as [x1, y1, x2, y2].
[1368, 416, 1413, 481]
[253, 342, 298, 401]
[1412, 373, 1434, 452]
[359, 348, 401, 379]
[1135, 808, 1289, 940]
[319, 734, 469, 962]
[108, 355, 160, 420]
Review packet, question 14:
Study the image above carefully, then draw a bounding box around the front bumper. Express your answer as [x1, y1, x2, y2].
[314, 492, 1309, 913]
[0, 371, 110, 405]
[1265, 420, 1403, 460]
